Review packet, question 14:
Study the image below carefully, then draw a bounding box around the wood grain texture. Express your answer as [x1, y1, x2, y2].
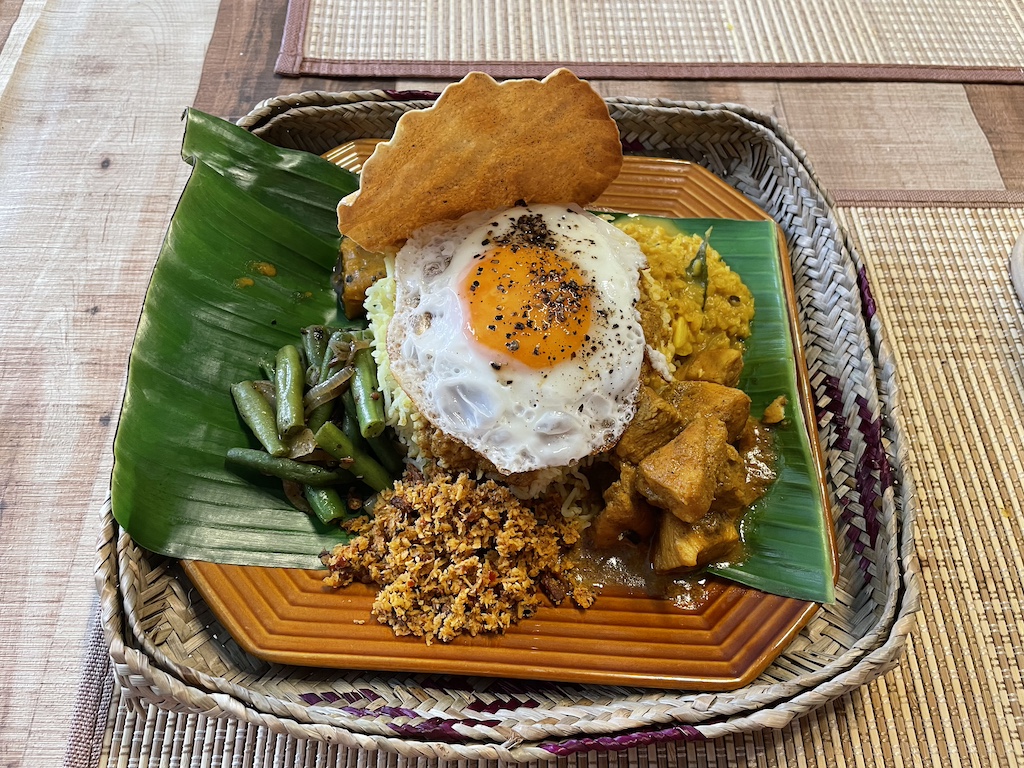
[966, 84, 1024, 191]
[0, 0, 40, 98]
[0, 0, 26, 51]
[193, 0, 391, 121]
[192, 24, 1024, 200]
[0, 0, 219, 764]
[590, 78, 785, 114]
[185, 0, 1024, 198]
[777, 82, 1005, 191]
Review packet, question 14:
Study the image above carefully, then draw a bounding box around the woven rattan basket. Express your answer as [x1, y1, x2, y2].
[96, 93, 920, 761]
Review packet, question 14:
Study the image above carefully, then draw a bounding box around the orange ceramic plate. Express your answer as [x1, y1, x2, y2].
[183, 146, 833, 690]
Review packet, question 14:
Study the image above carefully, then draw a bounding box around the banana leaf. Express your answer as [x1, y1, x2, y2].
[111, 110, 834, 603]
[111, 109, 358, 566]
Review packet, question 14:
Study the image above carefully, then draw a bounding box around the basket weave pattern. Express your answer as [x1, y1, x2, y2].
[96, 94, 920, 761]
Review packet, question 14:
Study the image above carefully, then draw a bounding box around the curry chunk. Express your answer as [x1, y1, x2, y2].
[335, 236, 387, 318]
[592, 463, 660, 548]
[656, 380, 750, 441]
[762, 395, 787, 425]
[674, 348, 745, 387]
[711, 419, 778, 516]
[709, 444, 761, 516]
[652, 510, 740, 572]
[636, 418, 730, 523]
[614, 386, 686, 464]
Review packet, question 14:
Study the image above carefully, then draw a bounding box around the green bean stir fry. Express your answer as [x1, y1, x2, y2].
[228, 325, 403, 525]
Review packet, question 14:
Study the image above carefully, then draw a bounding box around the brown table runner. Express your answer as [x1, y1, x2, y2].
[277, 0, 1024, 82]
[68, 197, 1024, 768]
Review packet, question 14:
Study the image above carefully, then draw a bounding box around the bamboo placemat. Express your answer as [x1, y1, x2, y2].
[67, 199, 1024, 767]
[276, 0, 1024, 82]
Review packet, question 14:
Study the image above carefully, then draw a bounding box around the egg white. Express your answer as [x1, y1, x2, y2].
[386, 203, 646, 475]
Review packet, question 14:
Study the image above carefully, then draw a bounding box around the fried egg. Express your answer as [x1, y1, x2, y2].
[387, 203, 646, 475]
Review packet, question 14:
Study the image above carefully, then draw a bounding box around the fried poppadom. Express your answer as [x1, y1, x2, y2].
[336, 69, 623, 251]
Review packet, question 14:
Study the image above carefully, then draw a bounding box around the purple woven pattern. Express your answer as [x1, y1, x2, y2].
[382, 89, 441, 101]
[542, 725, 707, 756]
[98, 95, 914, 760]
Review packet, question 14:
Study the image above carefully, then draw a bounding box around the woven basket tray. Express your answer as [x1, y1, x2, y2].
[96, 93, 921, 761]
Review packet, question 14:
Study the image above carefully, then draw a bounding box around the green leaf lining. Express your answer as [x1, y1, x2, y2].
[111, 110, 358, 567]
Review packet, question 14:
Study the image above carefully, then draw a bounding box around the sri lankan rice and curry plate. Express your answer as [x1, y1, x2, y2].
[232, 69, 786, 645]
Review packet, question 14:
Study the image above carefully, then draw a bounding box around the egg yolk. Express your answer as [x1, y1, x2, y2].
[462, 244, 594, 369]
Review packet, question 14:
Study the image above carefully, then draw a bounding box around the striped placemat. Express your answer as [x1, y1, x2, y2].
[276, 0, 1024, 82]
[67, 198, 1024, 767]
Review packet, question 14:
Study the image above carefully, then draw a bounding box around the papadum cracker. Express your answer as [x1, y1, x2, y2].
[336, 69, 623, 251]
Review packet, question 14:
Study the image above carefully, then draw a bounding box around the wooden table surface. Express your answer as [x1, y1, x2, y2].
[1, 0, 1022, 765]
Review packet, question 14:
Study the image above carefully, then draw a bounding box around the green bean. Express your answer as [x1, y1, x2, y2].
[258, 358, 276, 381]
[314, 422, 393, 492]
[301, 325, 330, 386]
[320, 330, 353, 380]
[274, 344, 305, 437]
[304, 486, 348, 524]
[366, 432, 404, 476]
[352, 346, 385, 438]
[230, 381, 288, 457]
[340, 389, 367, 445]
[339, 389, 403, 474]
[226, 447, 352, 486]
[306, 400, 334, 434]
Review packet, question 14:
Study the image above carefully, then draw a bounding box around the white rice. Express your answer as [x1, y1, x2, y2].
[363, 257, 427, 465]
